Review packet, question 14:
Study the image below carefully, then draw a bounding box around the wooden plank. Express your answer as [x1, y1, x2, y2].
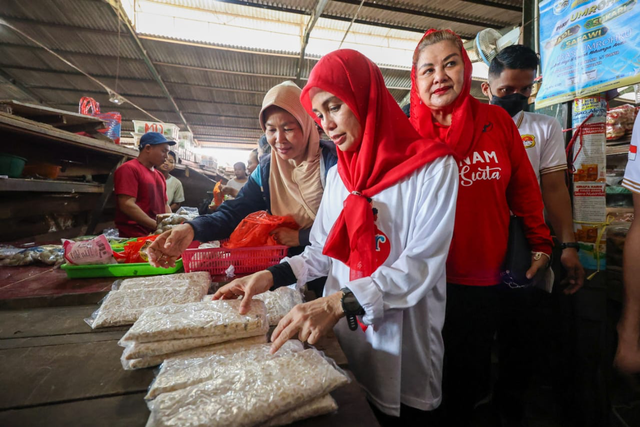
[0, 178, 104, 193]
[0, 101, 106, 128]
[0, 330, 126, 350]
[0, 392, 149, 427]
[0, 340, 155, 410]
[0, 272, 113, 307]
[0, 195, 101, 220]
[0, 112, 137, 158]
[0, 306, 107, 339]
[0, 375, 379, 427]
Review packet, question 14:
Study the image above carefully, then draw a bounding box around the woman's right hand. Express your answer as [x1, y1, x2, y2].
[147, 224, 195, 268]
[212, 270, 274, 314]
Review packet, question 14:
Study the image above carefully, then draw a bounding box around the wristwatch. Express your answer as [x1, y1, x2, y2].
[561, 242, 580, 252]
[340, 287, 365, 331]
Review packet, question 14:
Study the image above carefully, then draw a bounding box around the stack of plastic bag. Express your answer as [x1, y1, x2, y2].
[202, 286, 304, 326]
[145, 341, 348, 427]
[119, 299, 268, 370]
[85, 272, 211, 329]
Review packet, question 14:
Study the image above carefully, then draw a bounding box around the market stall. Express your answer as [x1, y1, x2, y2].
[0, 303, 378, 427]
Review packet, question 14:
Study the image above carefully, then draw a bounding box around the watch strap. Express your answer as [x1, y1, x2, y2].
[561, 242, 580, 251]
[341, 287, 364, 331]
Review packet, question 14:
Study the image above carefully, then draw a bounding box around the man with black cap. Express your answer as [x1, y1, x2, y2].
[114, 132, 176, 237]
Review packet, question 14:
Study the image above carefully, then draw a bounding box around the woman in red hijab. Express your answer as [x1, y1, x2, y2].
[410, 29, 553, 425]
[214, 50, 457, 425]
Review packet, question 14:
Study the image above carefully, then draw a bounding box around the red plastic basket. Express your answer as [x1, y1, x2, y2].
[182, 243, 288, 275]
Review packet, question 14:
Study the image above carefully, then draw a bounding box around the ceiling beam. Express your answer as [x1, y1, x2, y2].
[332, 0, 510, 28]
[213, 0, 475, 38]
[106, 1, 192, 133]
[139, 36, 298, 59]
[297, 0, 330, 81]
[0, 15, 133, 39]
[0, 65, 267, 95]
[461, 0, 522, 12]
[154, 62, 296, 80]
[199, 141, 258, 149]
[51, 103, 261, 120]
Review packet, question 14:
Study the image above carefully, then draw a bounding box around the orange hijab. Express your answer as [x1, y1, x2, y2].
[259, 81, 323, 229]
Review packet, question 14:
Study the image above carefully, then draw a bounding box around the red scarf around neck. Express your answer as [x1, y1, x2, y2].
[409, 29, 488, 161]
[300, 49, 453, 278]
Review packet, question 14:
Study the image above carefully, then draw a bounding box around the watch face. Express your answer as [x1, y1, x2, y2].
[342, 293, 364, 315]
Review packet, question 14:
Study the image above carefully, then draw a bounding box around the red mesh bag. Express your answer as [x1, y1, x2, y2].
[224, 211, 299, 249]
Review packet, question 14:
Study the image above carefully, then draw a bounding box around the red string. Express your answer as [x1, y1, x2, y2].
[565, 113, 594, 178]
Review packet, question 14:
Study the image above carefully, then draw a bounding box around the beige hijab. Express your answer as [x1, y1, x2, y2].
[259, 81, 322, 229]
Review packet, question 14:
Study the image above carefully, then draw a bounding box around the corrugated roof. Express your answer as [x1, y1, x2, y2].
[2, 0, 125, 32]
[0, 0, 517, 145]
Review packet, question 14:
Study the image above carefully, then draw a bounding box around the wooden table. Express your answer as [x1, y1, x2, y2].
[0, 303, 379, 426]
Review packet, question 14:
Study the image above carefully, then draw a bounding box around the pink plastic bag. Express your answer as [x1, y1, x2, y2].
[63, 235, 116, 265]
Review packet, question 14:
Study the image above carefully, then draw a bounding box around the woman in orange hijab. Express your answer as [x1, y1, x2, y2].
[410, 29, 553, 425]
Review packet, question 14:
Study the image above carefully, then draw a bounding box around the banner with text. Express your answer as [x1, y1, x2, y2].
[537, 0, 640, 109]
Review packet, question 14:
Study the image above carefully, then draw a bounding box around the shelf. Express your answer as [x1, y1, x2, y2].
[606, 143, 630, 156]
[0, 178, 104, 193]
[0, 112, 138, 158]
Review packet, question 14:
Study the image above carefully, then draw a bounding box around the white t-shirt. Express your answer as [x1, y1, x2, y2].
[165, 175, 185, 205]
[622, 113, 640, 193]
[226, 177, 248, 193]
[285, 156, 458, 416]
[514, 111, 568, 182]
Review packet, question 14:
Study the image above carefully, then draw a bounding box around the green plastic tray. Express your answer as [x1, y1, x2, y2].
[61, 259, 183, 278]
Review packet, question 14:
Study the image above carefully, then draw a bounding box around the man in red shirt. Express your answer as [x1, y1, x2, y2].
[114, 132, 175, 237]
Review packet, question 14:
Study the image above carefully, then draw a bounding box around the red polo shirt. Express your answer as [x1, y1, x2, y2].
[114, 159, 167, 237]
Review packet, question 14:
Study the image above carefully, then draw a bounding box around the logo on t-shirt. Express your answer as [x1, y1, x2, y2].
[521, 134, 536, 149]
[630, 145, 637, 161]
[459, 151, 502, 187]
[374, 229, 391, 267]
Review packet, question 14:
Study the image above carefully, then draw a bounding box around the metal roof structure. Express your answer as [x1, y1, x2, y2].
[0, 0, 523, 149]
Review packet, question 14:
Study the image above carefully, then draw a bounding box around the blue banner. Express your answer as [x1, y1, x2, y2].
[536, 0, 640, 108]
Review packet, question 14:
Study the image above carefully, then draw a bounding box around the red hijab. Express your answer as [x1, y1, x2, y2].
[300, 49, 452, 279]
[410, 29, 488, 160]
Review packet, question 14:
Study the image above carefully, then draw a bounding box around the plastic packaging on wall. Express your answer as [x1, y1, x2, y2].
[146, 348, 349, 427]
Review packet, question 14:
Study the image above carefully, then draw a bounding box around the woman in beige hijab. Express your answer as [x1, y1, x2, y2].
[148, 81, 338, 267]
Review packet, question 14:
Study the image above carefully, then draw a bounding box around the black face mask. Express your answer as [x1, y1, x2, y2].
[489, 92, 529, 117]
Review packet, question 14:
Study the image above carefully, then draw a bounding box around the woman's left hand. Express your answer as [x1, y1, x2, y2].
[526, 252, 550, 283]
[270, 293, 344, 353]
[270, 227, 300, 247]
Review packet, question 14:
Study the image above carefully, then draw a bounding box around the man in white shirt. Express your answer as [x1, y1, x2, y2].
[222, 162, 249, 198]
[159, 151, 185, 212]
[482, 45, 585, 426]
[616, 112, 640, 373]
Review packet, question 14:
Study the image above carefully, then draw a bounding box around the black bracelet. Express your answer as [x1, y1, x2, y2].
[560, 242, 580, 252]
